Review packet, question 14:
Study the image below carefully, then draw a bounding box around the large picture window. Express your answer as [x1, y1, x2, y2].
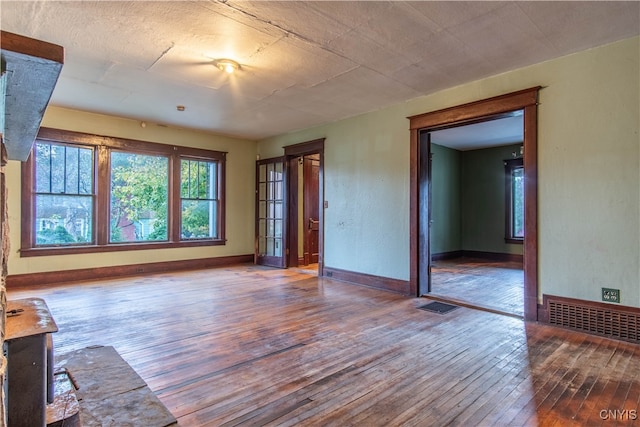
[21, 128, 226, 256]
[505, 157, 524, 243]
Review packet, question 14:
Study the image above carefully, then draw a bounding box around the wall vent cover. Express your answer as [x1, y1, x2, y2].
[548, 299, 640, 343]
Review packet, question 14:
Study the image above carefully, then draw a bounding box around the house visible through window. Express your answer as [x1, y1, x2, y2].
[22, 128, 226, 256]
[110, 152, 169, 243]
[34, 142, 94, 245]
[505, 157, 524, 243]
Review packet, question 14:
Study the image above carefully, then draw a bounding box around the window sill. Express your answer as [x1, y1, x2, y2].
[505, 238, 524, 245]
[19, 239, 226, 257]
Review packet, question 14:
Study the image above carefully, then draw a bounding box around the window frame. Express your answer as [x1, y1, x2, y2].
[504, 157, 524, 244]
[21, 128, 226, 257]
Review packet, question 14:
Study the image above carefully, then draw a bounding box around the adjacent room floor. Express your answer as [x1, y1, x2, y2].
[430, 257, 524, 318]
[8, 264, 639, 426]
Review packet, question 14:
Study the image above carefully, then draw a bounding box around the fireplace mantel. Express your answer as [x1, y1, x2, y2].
[1, 31, 64, 161]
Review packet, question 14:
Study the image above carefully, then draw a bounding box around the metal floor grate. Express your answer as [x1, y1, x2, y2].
[418, 301, 459, 314]
[548, 300, 640, 343]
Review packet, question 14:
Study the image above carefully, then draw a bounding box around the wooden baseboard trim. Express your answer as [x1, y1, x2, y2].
[431, 250, 523, 264]
[7, 254, 254, 288]
[432, 251, 464, 261]
[461, 250, 523, 264]
[541, 294, 640, 344]
[323, 266, 410, 296]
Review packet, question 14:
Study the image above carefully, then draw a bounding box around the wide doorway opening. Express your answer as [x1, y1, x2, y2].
[409, 87, 540, 321]
[427, 114, 525, 317]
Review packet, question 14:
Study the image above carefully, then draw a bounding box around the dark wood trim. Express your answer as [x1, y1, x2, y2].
[409, 87, 540, 321]
[431, 251, 464, 261]
[37, 128, 227, 160]
[323, 266, 410, 296]
[432, 250, 523, 264]
[537, 303, 549, 324]
[21, 127, 227, 256]
[0, 30, 64, 63]
[460, 250, 523, 264]
[287, 157, 300, 267]
[283, 138, 325, 157]
[409, 86, 541, 320]
[7, 254, 253, 289]
[284, 139, 325, 276]
[18, 238, 227, 257]
[408, 87, 540, 130]
[1, 32, 64, 161]
[409, 129, 419, 296]
[523, 104, 539, 322]
[255, 157, 287, 269]
[432, 250, 524, 264]
[505, 238, 524, 245]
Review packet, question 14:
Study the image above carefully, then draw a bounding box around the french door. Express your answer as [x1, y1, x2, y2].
[255, 157, 287, 268]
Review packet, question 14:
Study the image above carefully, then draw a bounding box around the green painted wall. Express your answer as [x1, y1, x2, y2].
[431, 144, 461, 254]
[6, 36, 637, 308]
[461, 144, 524, 255]
[258, 36, 640, 307]
[431, 143, 524, 256]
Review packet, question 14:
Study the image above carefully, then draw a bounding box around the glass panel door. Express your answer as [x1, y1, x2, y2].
[256, 157, 286, 267]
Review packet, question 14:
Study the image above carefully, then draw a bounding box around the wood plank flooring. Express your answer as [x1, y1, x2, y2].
[8, 264, 640, 426]
[431, 257, 524, 318]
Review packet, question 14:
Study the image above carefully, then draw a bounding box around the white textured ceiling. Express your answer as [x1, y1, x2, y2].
[1, 1, 639, 141]
[431, 113, 524, 151]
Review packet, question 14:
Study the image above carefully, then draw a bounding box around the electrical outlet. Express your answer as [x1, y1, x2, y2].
[602, 288, 620, 303]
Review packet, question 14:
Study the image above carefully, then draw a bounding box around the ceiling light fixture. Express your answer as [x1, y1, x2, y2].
[214, 59, 240, 74]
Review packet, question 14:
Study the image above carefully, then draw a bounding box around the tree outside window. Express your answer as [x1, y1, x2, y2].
[22, 128, 226, 256]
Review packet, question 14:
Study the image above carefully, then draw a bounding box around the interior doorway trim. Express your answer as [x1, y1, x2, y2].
[284, 138, 325, 276]
[408, 87, 541, 321]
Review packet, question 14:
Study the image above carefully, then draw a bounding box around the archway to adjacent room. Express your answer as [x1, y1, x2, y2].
[408, 87, 540, 321]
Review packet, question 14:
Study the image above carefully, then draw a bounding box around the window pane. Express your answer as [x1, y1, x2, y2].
[35, 143, 52, 193]
[181, 200, 217, 239]
[34, 142, 95, 247]
[35, 143, 93, 195]
[35, 195, 93, 245]
[180, 158, 219, 241]
[110, 152, 169, 242]
[512, 167, 524, 238]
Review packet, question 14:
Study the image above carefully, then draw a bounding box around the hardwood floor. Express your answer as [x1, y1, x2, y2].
[8, 264, 640, 426]
[431, 257, 524, 318]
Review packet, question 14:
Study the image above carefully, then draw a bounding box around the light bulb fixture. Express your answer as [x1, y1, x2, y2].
[214, 59, 240, 74]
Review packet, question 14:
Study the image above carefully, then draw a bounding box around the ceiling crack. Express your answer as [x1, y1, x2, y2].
[147, 42, 175, 70]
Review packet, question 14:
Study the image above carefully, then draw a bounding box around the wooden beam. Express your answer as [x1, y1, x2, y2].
[1, 31, 63, 161]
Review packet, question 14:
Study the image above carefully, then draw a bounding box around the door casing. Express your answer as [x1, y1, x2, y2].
[408, 87, 540, 321]
[284, 138, 325, 274]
